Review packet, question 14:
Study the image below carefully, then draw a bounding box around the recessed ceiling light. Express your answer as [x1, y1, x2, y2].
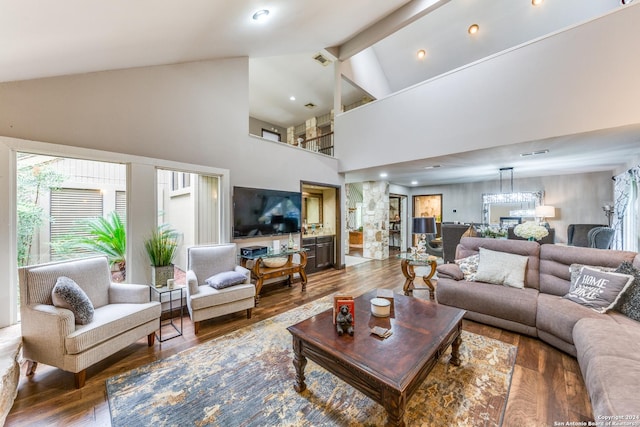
[468, 24, 479, 35]
[424, 165, 441, 170]
[379, 172, 388, 178]
[411, 180, 418, 185]
[532, 0, 543, 5]
[417, 49, 426, 60]
[289, 96, 296, 101]
[252, 9, 270, 21]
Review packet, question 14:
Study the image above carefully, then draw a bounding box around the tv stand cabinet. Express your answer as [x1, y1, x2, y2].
[241, 249, 308, 306]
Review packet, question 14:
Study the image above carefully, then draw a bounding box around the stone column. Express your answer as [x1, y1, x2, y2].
[362, 181, 389, 260]
[286, 127, 296, 145]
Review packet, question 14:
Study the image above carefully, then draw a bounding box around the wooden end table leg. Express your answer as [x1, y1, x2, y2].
[422, 260, 437, 300]
[401, 260, 416, 296]
[450, 334, 462, 366]
[292, 337, 307, 392]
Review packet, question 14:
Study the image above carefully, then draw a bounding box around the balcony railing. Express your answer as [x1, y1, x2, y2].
[301, 132, 334, 156]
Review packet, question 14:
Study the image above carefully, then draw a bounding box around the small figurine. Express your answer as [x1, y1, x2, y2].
[336, 304, 354, 336]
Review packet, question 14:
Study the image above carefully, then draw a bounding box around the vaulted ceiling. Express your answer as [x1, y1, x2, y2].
[2, 0, 638, 186]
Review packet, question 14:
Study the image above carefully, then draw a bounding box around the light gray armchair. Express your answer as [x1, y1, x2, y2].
[186, 244, 256, 335]
[19, 256, 161, 388]
[567, 223, 607, 247]
[588, 226, 616, 249]
[424, 234, 444, 258]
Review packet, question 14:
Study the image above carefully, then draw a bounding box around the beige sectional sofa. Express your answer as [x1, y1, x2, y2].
[436, 237, 640, 420]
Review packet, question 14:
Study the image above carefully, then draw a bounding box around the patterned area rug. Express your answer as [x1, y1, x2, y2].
[106, 297, 517, 426]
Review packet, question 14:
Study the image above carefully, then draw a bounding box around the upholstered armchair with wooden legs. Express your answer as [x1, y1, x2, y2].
[18, 256, 161, 388]
[186, 244, 256, 335]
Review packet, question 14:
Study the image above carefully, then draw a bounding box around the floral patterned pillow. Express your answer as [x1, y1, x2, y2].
[455, 254, 480, 281]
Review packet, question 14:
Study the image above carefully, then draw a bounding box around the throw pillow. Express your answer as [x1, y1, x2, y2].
[436, 263, 465, 281]
[613, 261, 640, 321]
[474, 247, 529, 289]
[569, 264, 615, 292]
[564, 267, 634, 313]
[455, 254, 480, 281]
[461, 225, 478, 238]
[205, 271, 247, 289]
[51, 276, 95, 325]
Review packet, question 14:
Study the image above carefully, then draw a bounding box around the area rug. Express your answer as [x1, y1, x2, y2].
[106, 297, 517, 426]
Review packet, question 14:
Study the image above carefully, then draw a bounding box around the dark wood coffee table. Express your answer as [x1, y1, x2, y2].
[287, 290, 465, 427]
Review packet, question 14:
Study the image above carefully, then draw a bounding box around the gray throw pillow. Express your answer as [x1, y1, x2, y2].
[568, 264, 615, 293]
[205, 271, 246, 289]
[614, 261, 640, 321]
[51, 276, 95, 325]
[564, 267, 634, 313]
[474, 248, 528, 289]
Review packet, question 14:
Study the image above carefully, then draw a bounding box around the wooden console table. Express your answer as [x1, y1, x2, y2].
[241, 249, 308, 306]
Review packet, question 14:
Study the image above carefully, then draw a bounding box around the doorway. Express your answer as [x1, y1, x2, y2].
[301, 182, 341, 271]
[346, 183, 363, 257]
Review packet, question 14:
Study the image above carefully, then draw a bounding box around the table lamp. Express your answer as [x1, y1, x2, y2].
[412, 217, 437, 251]
[535, 205, 555, 227]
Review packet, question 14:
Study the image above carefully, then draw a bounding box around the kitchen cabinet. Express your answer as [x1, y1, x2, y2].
[302, 235, 334, 273]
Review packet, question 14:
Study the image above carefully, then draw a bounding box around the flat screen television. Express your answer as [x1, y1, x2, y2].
[232, 186, 302, 238]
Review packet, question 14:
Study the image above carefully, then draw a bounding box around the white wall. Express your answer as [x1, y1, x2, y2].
[0, 58, 343, 327]
[410, 170, 613, 243]
[341, 48, 392, 100]
[334, 4, 640, 173]
[0, 145, 17, 327]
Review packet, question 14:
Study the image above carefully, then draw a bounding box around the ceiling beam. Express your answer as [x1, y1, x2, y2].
[332, 0, 451, 61]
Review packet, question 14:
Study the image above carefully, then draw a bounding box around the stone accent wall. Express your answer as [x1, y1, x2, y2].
[0, 335, 22, 425]
[305, 117, 318, 140]
[362, 181, 389, 260]
[286, 127, 296, 145]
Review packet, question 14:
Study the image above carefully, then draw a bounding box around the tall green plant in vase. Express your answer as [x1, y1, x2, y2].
[144, 224, 179, 288]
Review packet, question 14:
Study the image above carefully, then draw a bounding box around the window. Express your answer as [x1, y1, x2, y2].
[623, 179, 638, 251]
[157, 169, 220, 283]
[17, 153, 126, 267]
[16, 153, 127, 318]
[171, 171, 191, 191]
[50, 188, 103, 260]
[6, 143, 227, 327]
[261, 129, 281, 142]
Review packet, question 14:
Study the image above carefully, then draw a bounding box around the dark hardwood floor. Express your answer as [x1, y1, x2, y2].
[6, 255, 593, 426]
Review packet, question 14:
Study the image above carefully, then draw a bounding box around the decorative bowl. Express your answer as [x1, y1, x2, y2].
[262, 257, 287, 268]
[370, 297, 391, 317]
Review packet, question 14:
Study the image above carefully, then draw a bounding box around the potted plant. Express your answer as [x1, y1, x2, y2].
[144, 224, 179, 288]
[73, 211, 127, 281]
